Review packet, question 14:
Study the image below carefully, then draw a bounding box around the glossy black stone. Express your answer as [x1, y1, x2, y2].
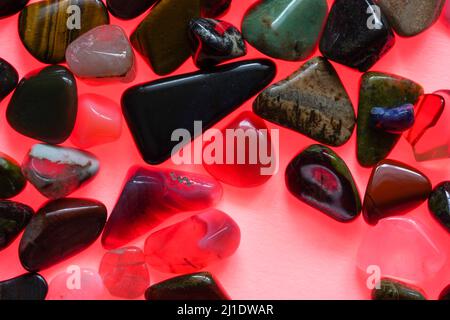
[0, 273, 47, 300]
[0, 200, 33, 251]
[106, 0, 157, 20]
[319, 0, 395, 72]
[0, 0, 29, 18]
[122, 59, 276, 164]
[6, 65, 78, 144]
[428, 181, 450, 234]
[0, 58, 18, 103]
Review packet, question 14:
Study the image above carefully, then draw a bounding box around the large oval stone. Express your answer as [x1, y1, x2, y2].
[253, 57, 355, 146]
[19, 198, 107, 272]
[242, 0, 328, 61]
[0, 273, 47, 300]
[0, 200, 33, 251]
[286, 144, 361, 222]
[0, 58, 18, 103]
[0, 153, 26, 199]
[106, 0, 156, 20]
[428, 182, 450, 234]
[0, 0, 29, 18]
[6, 65, 78, 144]
[19, 0, 109, 64]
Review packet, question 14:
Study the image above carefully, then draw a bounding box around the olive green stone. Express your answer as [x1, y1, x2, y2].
[357, 72, 423, 167]
[372, 278, 426, 300]
[0, 153, 26, 199]
[242, 0, 328, 61]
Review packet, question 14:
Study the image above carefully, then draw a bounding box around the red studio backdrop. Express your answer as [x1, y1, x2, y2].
[1, 0, 450, 300]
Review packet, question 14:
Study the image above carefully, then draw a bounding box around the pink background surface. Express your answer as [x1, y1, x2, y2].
[1, 0, 450, 300]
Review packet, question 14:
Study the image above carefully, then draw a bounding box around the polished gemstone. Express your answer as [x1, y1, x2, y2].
[122, 59, 275, 164]
[369, 104, 415, 133]
[145, 272, 230, 300]
[377, 0, 445, 37]
[203, 111, 274, 188]
[428, 182, 450, 234]
[106, 0, 156, 19]
[102, 166, 222, 249]
[0, 58, 18, 103]
[130, 0, 202, 75]
[0, 200, 33, 250]
[357, 217, 447, 284]
[144, 209, 240, 273]
[285, 144, 361, 222]
[19, 198, 107, 272]
[0, 0, 29, 18]
[242, 0, 327, 61]
[439, 285, 450, 300]
[188, 18, 246, 69]
[253, 57, 355, 146]
[71, 94, 122, 149]
[0, 273, 47, 300]
[201, 0, 231, 17]
[357, 72, 423, 167]
[47, 268, 105, 300]
[66, 25, 135, 82]
[319, 0, 395, 72]
[19, 0, 109, 64]
[363, 160, 431, 225]
[372, 278, 426, 300]
[6, 65, 78, 144]
[99, 247, 149, 299]
[0, 153, 26, 199]
[22, 144, 99, 199]
[406, 92, 448, 162]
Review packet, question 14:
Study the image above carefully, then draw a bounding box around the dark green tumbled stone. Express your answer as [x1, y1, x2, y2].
[0, 200, 33, 250]
[372, 278, 426, 300]
[0, 153, 26, 199]
[145, 272, 230, 300]
[428, 182, 450, 234]
[0, 273, 47, 300]
[0, 58, 18, 103]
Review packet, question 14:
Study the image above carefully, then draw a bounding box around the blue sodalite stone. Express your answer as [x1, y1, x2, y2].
[370, 104, 415, 133]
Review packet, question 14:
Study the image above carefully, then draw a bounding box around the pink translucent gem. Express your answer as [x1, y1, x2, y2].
[357, 217, 447, 285]
[70, 94, 122, 149]
[47, 268, 105, 300]
[144, 209, 240, 274]
[99, 246, 149, 299]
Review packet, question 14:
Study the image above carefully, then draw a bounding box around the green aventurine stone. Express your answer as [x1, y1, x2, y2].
[242, 0, 328, 61]
[0, 153, 26, 199]
[357, 72, 423, 167]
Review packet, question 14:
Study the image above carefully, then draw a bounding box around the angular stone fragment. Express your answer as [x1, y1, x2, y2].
[0, 273, 47, 300]
[0, 200, 33, 251]
[372, 278, 426, 300]
[0, 58, 18, 103]
[0, 153, 26, 199]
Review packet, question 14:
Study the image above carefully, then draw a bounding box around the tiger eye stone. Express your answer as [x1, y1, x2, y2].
[18, 0, 110, 64]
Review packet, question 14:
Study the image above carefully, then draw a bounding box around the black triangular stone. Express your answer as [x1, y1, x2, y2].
[122, 59, 276, 164]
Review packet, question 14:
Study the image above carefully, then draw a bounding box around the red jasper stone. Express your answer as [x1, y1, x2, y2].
[203, 111, 274, 187]
[101, 166, 223, 249]
[144, 209, 240, 274]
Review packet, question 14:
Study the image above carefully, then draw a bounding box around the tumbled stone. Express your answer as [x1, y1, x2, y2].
[0, 200, 33, 251]
[99, 247, 149, 299]
[130, 0, 202, 75]
[319, 0, 395, 72]
[253, 57, 355, 146]
[0, 153, 26, 199]
[70, 94, 122, 149]
[47, 268, 105, 300]
[406, 92, 448, 162]
[357, 217, 447, 284]
[102, 166, 223, 249]
[188, 18, 246, 69]
[122, 59, 275, 164]
[0, 58, 18, 103]
[144, 209, 240, 273]
[372, 278, 426, 300]
[0, 273, 47, 300]
[363, 160, 431, 225]
[370, 104, 415, 133]
[0, 0, 29, 18]
[66, 25, 135, 81]
[19, 198, 107, 272]
[357, 72, 423, 167]
[22, 144, 99, 199]
[6, 65, 78, 144]
[145, 272, 230, 300]
[428, 182, 450, 234]
[377, 0, 445, 37]
[106, 0, 156, 20]
[439, 285, 450, 300]
[18, 0, 109, 64]
[242, 0, 327, 61]
[201, 0, 231, 17]
[203, 111, 274, 187]
[286, 144, 361, 222]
